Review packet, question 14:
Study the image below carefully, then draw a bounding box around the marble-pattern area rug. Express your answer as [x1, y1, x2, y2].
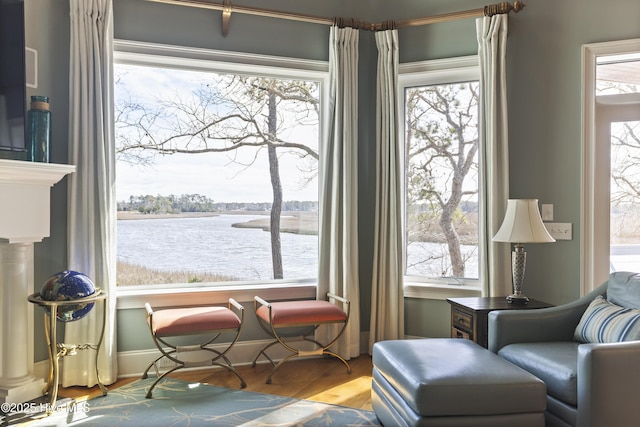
[23, 377, 381, 426]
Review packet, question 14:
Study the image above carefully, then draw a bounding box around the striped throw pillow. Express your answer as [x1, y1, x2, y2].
[574, 295, 640, 343]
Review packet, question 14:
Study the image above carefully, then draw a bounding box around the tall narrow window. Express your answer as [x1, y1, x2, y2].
[610, 118, 640, 273]
[401, 59, 480, 285]
[583, 40, 640, 293]
[600, 54, 640, 272]
[114, 47, 323, 287]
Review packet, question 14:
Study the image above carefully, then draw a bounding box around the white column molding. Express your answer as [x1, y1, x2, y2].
[0, 160, 74, 403]
[0, 242, 44, 403]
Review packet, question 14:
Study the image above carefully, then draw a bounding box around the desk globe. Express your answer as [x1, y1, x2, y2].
[40, 270, 97, 322]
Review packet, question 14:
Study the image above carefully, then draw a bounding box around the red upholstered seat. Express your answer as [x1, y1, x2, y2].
[256, 300, 347, 326]
[252, 293, 351, 383]
[150, 306, 241, 337]
[142, 298, 246, 397]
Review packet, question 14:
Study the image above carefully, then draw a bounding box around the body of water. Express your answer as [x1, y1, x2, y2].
[117, 214, 318, 281]
[118, 214, 640, 285]
[118, 214, 482, 283]
[406, 241, 479, 279]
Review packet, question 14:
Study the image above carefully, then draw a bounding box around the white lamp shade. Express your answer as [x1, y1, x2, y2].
[493, 199, 556, 243]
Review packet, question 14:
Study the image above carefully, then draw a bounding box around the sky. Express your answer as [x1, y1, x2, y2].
[116, 150, 317, 203]
[114, 63, 319, 203]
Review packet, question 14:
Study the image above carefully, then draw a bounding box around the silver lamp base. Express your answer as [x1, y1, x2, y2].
[506, 293, 529, 304]
[507, 243, 529, 304]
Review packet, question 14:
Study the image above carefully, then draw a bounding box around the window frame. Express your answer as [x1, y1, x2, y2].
[398, 56, 482, 299]
[581, 38, 640, 295]
[113, 40, 329, 308]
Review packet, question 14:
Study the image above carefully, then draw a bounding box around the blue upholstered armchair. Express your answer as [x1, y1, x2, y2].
[488, 272, 640, 427]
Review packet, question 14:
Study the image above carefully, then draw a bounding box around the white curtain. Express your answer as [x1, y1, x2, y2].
[65, 0, 117, 387]
[318, 26, 360, 359]
[369, 29, 403, 352]
[477, 15, 512, 297]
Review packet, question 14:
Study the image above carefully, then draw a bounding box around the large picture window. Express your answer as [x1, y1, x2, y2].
[400, 57, 480, 287]
[114, 43, 326, 287]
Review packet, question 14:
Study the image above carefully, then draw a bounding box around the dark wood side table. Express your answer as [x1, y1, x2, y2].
[447, 297, 552, 348]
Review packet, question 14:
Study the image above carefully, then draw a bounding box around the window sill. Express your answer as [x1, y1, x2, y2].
[403, 282, 482, 300]
[116, 282, 317, 310]
[116, 280, 482, 309]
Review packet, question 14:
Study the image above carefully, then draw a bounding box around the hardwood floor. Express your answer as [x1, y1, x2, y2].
[58, 355, 374, 411]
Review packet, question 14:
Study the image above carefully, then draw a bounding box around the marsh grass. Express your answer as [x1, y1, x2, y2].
[116, 261, 237, 286]
[116, 211, 318, 286]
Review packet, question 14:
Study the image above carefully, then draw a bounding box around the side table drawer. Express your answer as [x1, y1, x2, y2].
[448, 297, 553, 349]
[452, 308, 473, 332]
[451, 327, 470, 340]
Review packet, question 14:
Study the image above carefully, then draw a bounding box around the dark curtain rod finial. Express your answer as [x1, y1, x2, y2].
[484, 1, 526, 17]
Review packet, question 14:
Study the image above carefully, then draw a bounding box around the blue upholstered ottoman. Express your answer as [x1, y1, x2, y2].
[372, 338, 546, 427]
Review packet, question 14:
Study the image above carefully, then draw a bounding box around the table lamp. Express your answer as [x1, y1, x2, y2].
[493, 199, 555, 303]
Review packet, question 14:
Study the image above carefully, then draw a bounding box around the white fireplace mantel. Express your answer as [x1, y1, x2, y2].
[0, 159, 75, 404]
[0, 159, 76, 243]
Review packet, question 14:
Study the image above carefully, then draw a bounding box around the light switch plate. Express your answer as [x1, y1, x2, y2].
[541, 204, 553, 221]
[545, 222, 572, 240]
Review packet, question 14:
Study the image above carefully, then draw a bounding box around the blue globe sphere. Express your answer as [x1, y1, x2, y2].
[40, 270, 97, 322]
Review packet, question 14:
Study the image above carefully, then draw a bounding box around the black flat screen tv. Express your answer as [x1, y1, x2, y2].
[0, 0, 27, 157]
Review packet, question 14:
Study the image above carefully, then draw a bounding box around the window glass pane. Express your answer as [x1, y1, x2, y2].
[596, 54, 640, 95]
[114, 63, 320, 286]
[610, 120, 640, 272]
[404, 81, 479, 279]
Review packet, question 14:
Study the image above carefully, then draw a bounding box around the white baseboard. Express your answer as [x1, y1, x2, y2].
[34, 359, 51, 382]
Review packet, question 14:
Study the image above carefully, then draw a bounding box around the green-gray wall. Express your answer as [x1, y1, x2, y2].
[23, 0, 640, 360]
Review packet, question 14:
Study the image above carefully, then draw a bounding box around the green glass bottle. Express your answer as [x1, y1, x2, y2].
[27, 95, 51, 162]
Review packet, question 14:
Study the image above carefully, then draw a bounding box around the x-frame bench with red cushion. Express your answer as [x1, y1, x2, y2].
[252, 292, 351, 384]
[142, 298, 246, 398]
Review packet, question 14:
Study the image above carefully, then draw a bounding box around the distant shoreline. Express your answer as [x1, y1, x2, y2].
[117, 210, 318, 235]
[117, 211, 223, 221]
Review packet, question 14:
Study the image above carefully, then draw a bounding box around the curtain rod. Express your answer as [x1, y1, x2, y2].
[145, 0, 526, 36]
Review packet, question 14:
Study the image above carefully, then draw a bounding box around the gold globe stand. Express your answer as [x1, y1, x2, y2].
[28, 289, 108, 413]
